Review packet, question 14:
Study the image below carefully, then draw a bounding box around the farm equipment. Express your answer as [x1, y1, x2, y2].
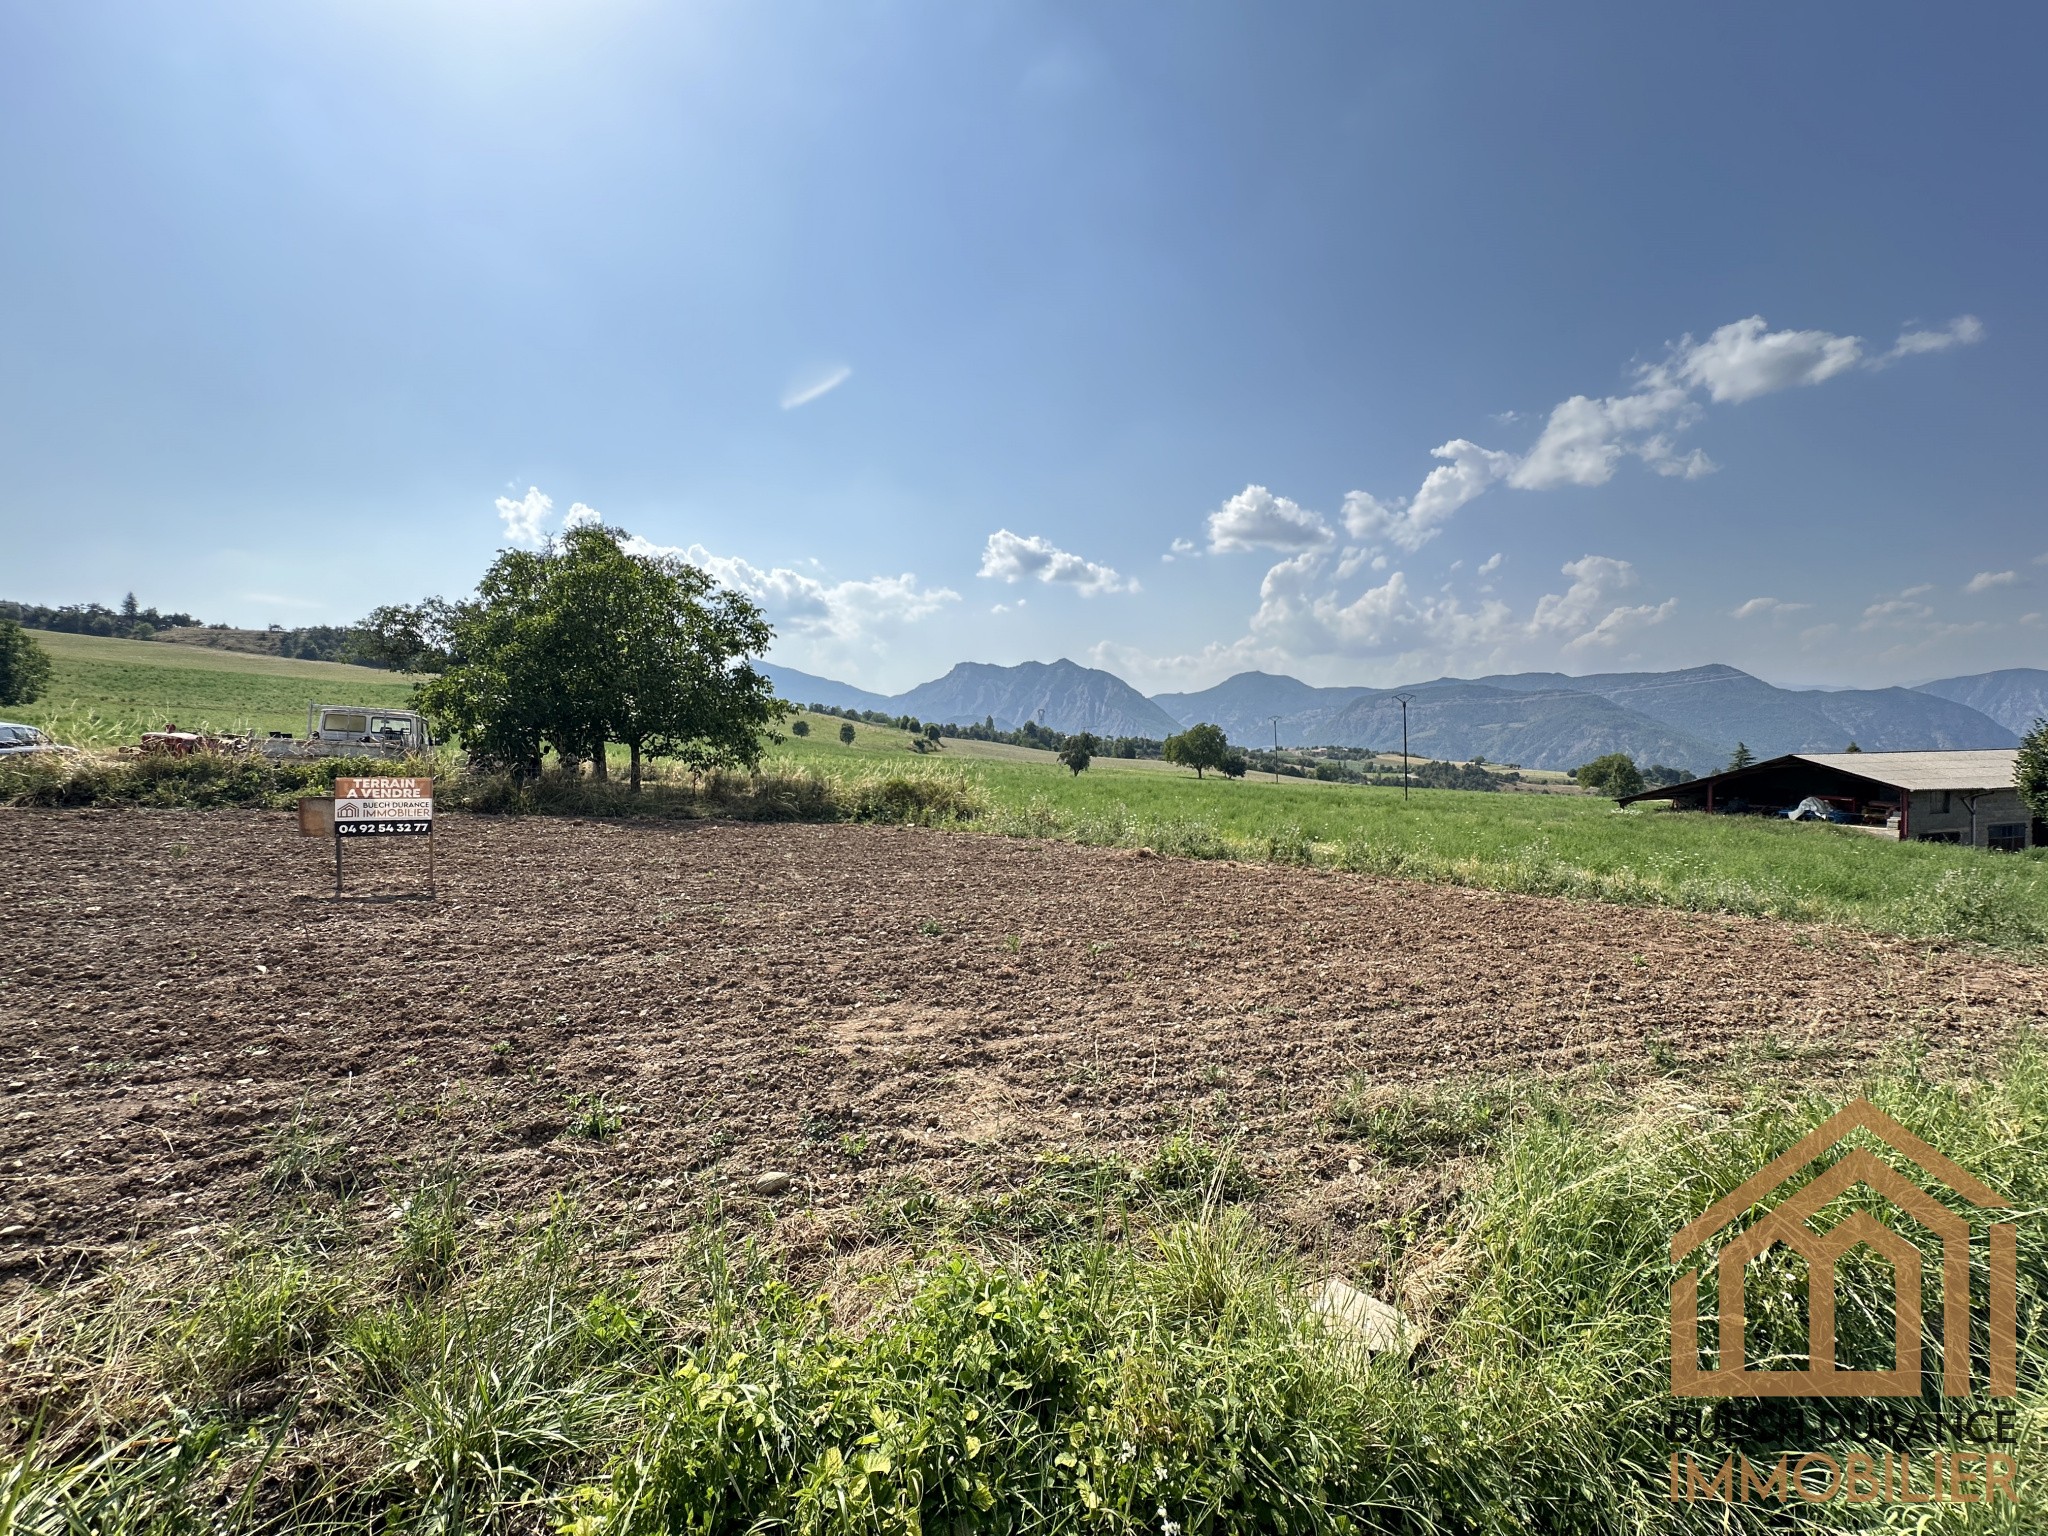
[257, 704, 435, 760]
[139, 728, 244, 756]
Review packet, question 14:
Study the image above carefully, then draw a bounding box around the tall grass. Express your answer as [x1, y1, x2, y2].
[6, 1047, 2042, 1532]
[0, 751, 447, 810]
[0, 754, 988, 827]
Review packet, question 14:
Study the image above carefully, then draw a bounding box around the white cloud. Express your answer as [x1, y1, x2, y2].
[1529, 555, 1635, 635]
[1860, 597, 1936, 629]
[1086, 636, 1293, 693]
[1523, 555, 1678, 653]
[2022, 612, 2044, 628]
[1561, 597, 1678, 651]
[1901, 583, 1934, 598]
[977, 529, 1134, 596]
[484, 488, 956, 669]
[1674, 315, 1864, 403]
[1162, 537, 1199, 564]
[496, 486, 554, 547]
[1964, 569, 2018, 594]
[687, 549, 959, 641]
[1732, 596, 1811, 619]
[1206, 485, 1334, 552]
[1343, 440, 1520, 550]
[780, 363, 852, 410]
[1215, 311, 1971, 566]
[1245, 552, 1513, 661]
[1477, 553, 1504, 576]
[1878, 315, 1984, 365]
[2035, 551, 2048, 566]
[1507, 383, 1696, 491]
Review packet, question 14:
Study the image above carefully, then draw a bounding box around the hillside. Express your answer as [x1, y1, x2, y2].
[895, 659, 1183, 737]
[1315, 683, 1720, 771]
[1153, 671, 1369, 740]
[1156, 669, 1719, 769]
[14, 630, 420, 745]
[1916, 667, 2048, 735]
[759, 662, 895, 714]
[1471, 663, 2015, 758]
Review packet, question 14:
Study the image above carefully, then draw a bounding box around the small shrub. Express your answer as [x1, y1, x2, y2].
[397, 1173, 467, 1290]
[261, 1111, 359, 1198]
[1328, 1079, 1510, 1161]
[169, 1247, 342, 1398]
[1141, 1131, 1259, 1203]
[566, 1092, 622, 1142]
[840, 766, 985, 824]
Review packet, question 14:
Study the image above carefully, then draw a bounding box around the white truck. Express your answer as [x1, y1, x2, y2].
[258, 704, 434, 760]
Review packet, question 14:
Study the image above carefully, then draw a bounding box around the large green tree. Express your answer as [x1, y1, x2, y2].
[1574, 752, 1645, 798]
[2018, 717, 2048, 823]
[0, 620, 53, 707]
[417, 525, 779, 790]
[1163, 722, 1229, 778]
[349, 599, 454, 673]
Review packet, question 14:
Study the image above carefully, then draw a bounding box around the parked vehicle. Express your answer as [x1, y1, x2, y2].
[1781, 795, 1851, 823]
[0, 721, 64, 755]
[257, 704, 433, 760]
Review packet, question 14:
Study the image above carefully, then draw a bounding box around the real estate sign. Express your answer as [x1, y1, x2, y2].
[333, 776, 434, 838]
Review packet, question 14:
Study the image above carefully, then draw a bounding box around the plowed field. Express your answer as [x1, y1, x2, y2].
[4, 809, 2040, 1290]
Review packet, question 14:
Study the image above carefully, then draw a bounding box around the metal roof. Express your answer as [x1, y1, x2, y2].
[1786, 750, 2019, 791]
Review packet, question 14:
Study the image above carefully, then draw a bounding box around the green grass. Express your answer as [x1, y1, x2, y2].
[770, 727, 2048, 951]
[5, 1043, 2042, 1532]
[12, 631, 420, 745]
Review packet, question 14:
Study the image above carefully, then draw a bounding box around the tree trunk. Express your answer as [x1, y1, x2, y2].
[629, 740, 642, 794]
[591, 738, 608, 782]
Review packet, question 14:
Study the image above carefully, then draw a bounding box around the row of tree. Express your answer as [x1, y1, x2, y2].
[0, 596, 200, 641]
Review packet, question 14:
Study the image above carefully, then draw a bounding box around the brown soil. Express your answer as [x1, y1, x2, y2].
[4, 809, 2040, 1291]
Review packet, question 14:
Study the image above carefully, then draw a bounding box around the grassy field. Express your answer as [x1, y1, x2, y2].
[10, 631, 420, 745]
[7, 1041, 2043, 1531]
[770, 718, 2048, 951]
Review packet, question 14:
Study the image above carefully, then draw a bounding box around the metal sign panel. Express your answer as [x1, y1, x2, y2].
[333, 776, 434, 837]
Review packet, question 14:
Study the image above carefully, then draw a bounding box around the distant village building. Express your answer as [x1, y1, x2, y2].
[1617, 750, 2038, 849]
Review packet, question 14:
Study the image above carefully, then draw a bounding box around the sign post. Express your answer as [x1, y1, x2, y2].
[332, 776, 435, 897]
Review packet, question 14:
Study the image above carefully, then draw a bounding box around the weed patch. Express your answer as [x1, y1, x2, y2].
[5, 1044, 2045, 1530]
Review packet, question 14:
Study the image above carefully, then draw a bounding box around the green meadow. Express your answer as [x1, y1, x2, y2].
[766, 715, 2048, 951]
[9, 631, 421, 745]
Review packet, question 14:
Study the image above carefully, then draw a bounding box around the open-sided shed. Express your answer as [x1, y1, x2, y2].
[1617, 749, 2038, 849]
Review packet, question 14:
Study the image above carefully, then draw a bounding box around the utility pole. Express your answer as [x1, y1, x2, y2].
[1268, 716, 1282, 782]
[1393, 692, 1415, 801]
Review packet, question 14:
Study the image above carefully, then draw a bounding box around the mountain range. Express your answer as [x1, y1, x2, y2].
[1912, 667, 2048, 736]
[762, 656, 2037, 773]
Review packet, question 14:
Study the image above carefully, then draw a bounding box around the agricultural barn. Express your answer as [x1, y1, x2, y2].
[1617, 750, 2040, 849]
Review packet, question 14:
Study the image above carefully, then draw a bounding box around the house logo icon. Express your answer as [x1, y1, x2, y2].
[1671, 1100, 2019, 1399]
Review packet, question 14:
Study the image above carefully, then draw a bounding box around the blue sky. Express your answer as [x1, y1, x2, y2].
[3, 2, 2043, 692]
